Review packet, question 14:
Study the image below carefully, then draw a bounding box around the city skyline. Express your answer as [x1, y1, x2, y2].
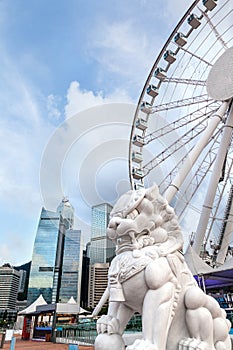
[0, 0, 193, 266]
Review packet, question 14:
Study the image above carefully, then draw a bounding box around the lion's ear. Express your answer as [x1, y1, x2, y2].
[145, 183, 159, 200]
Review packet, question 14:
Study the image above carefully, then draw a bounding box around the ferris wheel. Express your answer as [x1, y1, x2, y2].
[128, 0, 233, 265]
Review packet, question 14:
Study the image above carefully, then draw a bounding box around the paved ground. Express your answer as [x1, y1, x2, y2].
[2, 336, 94, 350]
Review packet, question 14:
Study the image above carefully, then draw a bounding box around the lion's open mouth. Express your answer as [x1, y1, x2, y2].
[126, 208, 139, 220]
[115, 229, 151, 254]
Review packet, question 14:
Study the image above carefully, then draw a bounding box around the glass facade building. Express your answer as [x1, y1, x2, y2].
[27, 199, 81, 306]
[27, 208, 60, 305]
[59, 229, 83, 304]
[90, 203, 115, 265]
[88, 203, 115, 308]
[57, 197, 74, 229]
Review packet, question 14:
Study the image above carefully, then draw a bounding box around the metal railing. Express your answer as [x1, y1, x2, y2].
[55, 314, 142, 345]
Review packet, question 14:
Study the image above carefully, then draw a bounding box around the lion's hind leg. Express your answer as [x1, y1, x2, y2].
[180, 286, 231, 350]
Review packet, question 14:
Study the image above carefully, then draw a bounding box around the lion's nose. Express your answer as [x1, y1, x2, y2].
[108, 217, 121, 230]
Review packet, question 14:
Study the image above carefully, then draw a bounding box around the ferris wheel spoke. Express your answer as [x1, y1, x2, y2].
[142, 114, 210, 176]
[163, 77, 206, 86]
[143, 108, 218, 176]
[202, 10, 229, 49]
[144, 103, 216, 145]
[174, 130, 222, 219]
[164, 101, 229, 203]
[141, 95, 214, 114]
[176, 46, 212, 66]
[222, 24, 233, 47]
[140, 102, 222, 179]
[161, 126, 221, 194]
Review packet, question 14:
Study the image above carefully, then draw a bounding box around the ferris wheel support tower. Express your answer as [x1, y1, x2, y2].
[164, 101, 229, 203]
[193, 102, 233, 257]
[193, 46, 233, 262]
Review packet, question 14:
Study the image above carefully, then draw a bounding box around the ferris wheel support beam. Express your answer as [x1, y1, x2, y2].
[193, 101, 233, 255]
[164, 101, 229, 204]
[216, 188, 233, 265]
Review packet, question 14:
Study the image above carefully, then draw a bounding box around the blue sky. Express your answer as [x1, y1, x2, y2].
[0, 0, 193, 265]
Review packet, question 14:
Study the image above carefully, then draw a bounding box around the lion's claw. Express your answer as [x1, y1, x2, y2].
[179, 338, 213, 350]
[97, 315, 120, 335]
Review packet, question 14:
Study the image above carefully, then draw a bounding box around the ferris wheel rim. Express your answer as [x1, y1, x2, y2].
[129, 0, 232, 190]
[129, 0, 203, 188]
[128, 0, 233, 263]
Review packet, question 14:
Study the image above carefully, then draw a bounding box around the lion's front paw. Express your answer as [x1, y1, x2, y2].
[179, 338, 212, 350]
[126, 339, 157, 350]
[96, 315, 120, 335]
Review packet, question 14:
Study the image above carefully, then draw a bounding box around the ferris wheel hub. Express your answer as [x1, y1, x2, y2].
[206, 47, 233, 101]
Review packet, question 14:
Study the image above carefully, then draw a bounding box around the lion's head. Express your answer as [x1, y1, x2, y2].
[107, 184, 183, 255]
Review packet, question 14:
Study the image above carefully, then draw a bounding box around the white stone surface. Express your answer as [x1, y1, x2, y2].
[123, 333, 142, 346]
[94, 185, 232, 350]
[207, 47, 233, 101]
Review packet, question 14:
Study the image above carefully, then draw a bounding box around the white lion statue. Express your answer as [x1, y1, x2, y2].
[94, 185, 231, 350]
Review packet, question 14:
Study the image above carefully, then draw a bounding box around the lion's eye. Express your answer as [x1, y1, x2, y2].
[126, 209, 139, 220]
[110, 212, 123, 219]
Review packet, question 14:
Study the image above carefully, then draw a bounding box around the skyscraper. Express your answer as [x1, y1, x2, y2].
[88, 203, 115, 308]
[88, 263, 109, 308]
[59, 229, 83, 304]
[80, 243, 90, 308]
[27, 198, 82, 306]
[90, 203, 115, 265]
[0, 264, 21, 309]
[27, 207, 60, 305]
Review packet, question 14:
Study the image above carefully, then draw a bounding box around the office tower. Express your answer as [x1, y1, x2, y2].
[14, 261, 31, 302]
[88, 203, 115, 308]
[52, 197, 75, 303]
[27, 207, 61, 305]
[80, 243, 90, 308]
[18, 270, 27, 293]
[90, 203, 115, 265]
[0, 264, 20, 309]
[0, 264, 21, 325]
[88, 263, 109, 308]
[27, 198, 79, 305]
[57, 197, 74, 228]
[59, 229, 83, 304]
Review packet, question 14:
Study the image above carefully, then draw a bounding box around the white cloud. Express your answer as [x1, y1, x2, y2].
[47, 94, 62, 121]
[0, 54, 42, 127]
[88, 20, 155, 82]
[65, 81, 133, 118]
[0, 230, 34, 266]
[0, 244, 11, 266]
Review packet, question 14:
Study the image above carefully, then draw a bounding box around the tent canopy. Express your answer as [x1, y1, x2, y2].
[184, 246, 214, 275]
[18, 294, 47, 316]
[18, 294, 90, 316]
[185, 245, 233, 289]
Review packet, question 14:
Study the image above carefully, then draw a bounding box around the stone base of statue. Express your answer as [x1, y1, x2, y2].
[94, 185, 231, 350]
